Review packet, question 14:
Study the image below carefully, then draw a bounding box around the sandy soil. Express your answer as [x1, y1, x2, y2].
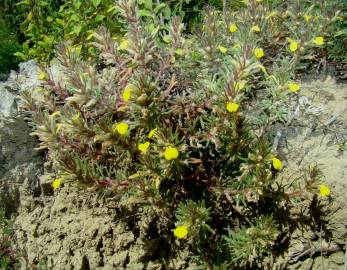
[275, 76, 347, 270]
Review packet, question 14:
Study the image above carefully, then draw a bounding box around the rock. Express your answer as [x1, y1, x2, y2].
[0, 60, 43, 217]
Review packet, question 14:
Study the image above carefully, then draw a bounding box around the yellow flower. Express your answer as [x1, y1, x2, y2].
[218, 46, 228, 54]
[272, 158, 283, 170]
[174, 225, 188, 239]
[117, 39, 129, 51]
[289, 41, 298, 52]
[229, 23, 238, 33]
[122, 85, 133, 102]
[226, 102, 239, 113]
[254, 48, 264, 59]
[38, 70, 47, 80]
[313, 36, 324, 46]
[288, 82, 300, 93]
[52, 178, 61, 190]
[138, 141, 150, 154]
[251, 25, 261, 33]
[266, 11, 278, 20]
[256, 0, 262, 2]
[233, 81, 246, 91]
[164, 146, 179, 160]
[148, 128, 158, 139]
[114, 122, 129, 135]
[304, 14, 311, 22]
[319, 184, 331, 197]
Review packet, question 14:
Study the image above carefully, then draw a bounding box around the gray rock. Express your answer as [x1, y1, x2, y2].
[0, 60, 43, 217]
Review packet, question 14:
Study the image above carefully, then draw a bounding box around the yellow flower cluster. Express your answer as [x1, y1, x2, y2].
[174, 225, 188, 239]
[313, 36, 324, 46]
[114, 122, 129, 135]
[164, 146, 179, 160]
[148, 128, 157, 139]
[251, 25, 261, 33]
[229, 23, 238, 33]
[52, 178, 62, 190]
[234, 81, 246, 91]
[272, 158, 283, 170]
[138, 142, 150, 154]
[319, 184, 330, 197]
[117, 39, 129, 51]
[218, 46, 228, 54]
[288, 82, 300, 93]
[122, 85, 134, 102]
[226, 102, 239, 113]
[254, 48, 264, 59]
[304, 14, 311, 22]
[289, 40, 298, 53]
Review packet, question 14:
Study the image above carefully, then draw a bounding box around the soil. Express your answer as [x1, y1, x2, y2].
[274, 76, 347, 269]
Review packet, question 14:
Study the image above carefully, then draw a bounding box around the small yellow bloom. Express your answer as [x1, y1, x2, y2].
[38, 70, 47, 80]
[251, 25, 261, 33]
[114, 122, 129, 135]
[138, 141, 150, 154]
[289, 41, 298, 53]
[254, 48, 264, 59]
[233, 81, 246, 91]
[304, 14, 311, 22]
[319, 184, 331, 197]
[148, 128, 158, 139]
[122, 85, 133, 102]
[266, 11, 278, 20]
[117, 39, 129, 51]
[288, 82, 300, 93]
[218, 46, 228, 54]
[229, 23, 238, 33]
[164, 146, 179, 160]
[226, 102, 239, 113]
[174, 225, 188, 239]
[313, 36, 324, 46]
[272, 158, 283, 170]
[52, 178, 61, 190]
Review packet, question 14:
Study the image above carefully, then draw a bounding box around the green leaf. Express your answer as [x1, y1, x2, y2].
[154, 3, 166, 14]
[56, 18, 65, 27]
[95, 15, 105, 23]
[14, 51, 26, 60]
[70, 14, 80, 22]
[163, 5, 171, 18]
[73, 24, 83, 36]
[143, 0, 152, 10]
[73, 0, 82, 9]
[91, 0, 101, 8]
[139, 9, 154, 18]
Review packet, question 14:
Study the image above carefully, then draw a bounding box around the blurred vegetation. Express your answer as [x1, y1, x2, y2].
[0, 0, 346, 68]
[327, 0, 347, 63]
[0, 19, 21, 74]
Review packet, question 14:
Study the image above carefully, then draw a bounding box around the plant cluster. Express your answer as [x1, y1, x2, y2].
[16, 0, 224, 63]
[21, 0, 337, 268]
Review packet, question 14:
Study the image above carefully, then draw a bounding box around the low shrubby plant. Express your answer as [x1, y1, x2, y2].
[20, 0, 336, 268]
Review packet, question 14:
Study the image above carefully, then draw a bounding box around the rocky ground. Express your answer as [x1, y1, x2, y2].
[0, 63, 346, 269]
